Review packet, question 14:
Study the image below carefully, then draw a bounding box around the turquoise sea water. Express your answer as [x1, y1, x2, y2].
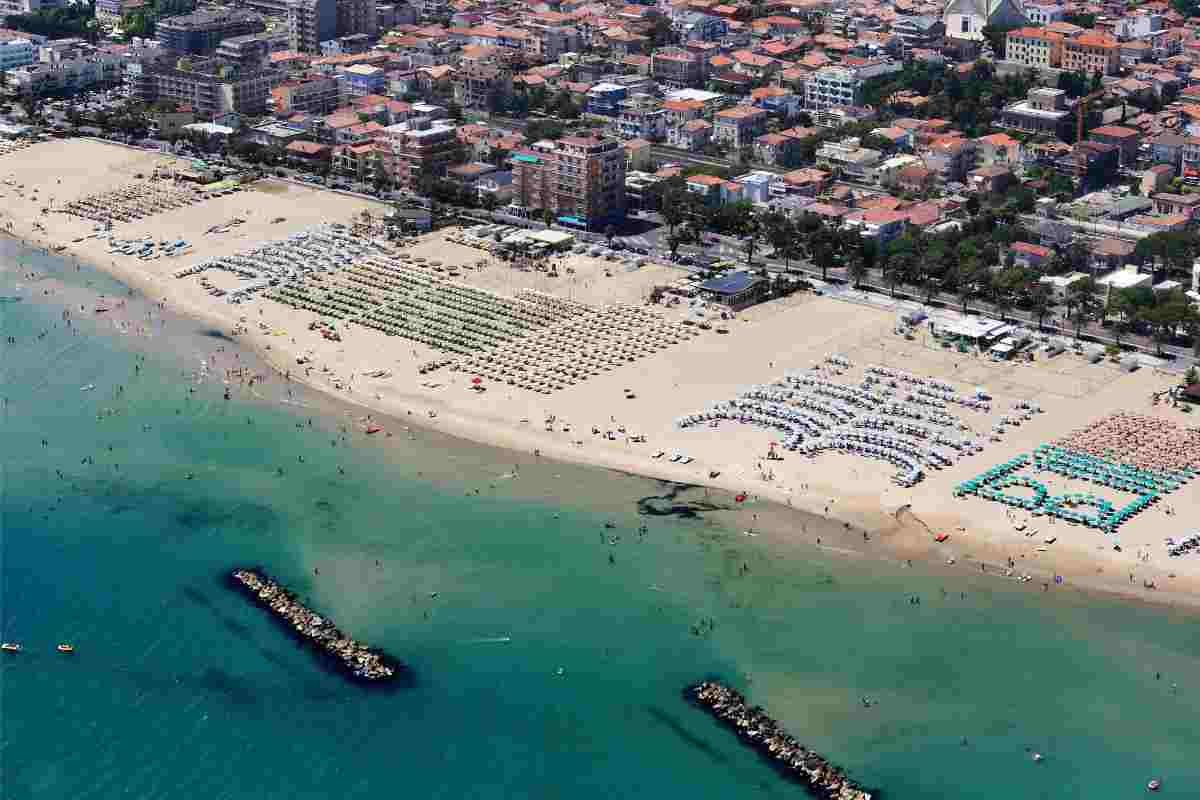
[3, 239, 1200, 799]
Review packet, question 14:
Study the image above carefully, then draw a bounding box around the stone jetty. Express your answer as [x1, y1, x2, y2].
[230, 568, 398, 682]
[687, 681, 876, 800]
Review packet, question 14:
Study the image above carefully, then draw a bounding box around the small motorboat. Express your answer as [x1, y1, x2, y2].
[934, 532, 949, 543]
[1032, 753, 1044, 763]
[56, 643, 75, 654]
[1, 642, 21, 653]
[366, 424, 383, 434]
[80, 383, 96, 392]
[1147, 779, 1161, 791]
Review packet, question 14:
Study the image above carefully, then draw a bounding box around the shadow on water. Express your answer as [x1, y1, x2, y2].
[637, 482, 729, 520]
[644, 705, 727, 763]
[179, 584, 400, 696]
[197, 667, 259, 707]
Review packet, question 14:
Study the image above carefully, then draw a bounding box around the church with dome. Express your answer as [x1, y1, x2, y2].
[943, 0, 1029, 42]
[942, 0, 1029, 57]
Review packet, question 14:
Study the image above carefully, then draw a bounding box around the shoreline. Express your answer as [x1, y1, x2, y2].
[5, 138, 1200, 612]
[11, 230, 1200, 615]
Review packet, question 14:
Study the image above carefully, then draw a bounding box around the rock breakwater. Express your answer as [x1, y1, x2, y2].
[230, 568, 399, 683]
[687, 681, 876, 799]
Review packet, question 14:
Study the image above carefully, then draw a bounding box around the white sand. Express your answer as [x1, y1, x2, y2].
[7, 138, 1200, 606]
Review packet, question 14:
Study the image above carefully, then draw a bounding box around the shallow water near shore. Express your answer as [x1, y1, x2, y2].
[4, 239, 1200, 799]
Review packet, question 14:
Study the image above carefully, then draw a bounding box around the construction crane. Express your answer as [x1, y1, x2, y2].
[1076, 89, 1105, 143]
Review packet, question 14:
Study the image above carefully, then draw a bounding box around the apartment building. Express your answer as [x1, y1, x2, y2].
[891, 14, 944, 52]
[214, 32, 288, 69]
[95, 0, 147, 23]
[272, 76, 339, 113]
[1088, 125, 1140, 167]
[805, 65, 861, 111]
[713, 105, 767, 149]
[1022, 1, 1065, 25]
[922, 136, 975, 183]
[651, 46, 702, 89]
[237, 0, 292, 16]
[0, 0, 60, 14]
[1054, 140, 1119, 191]
[336, 0, 378, 39]
[6, 46, 126, 95]
[416, 0, 450, 21]
[1063, 32, 1119, 77]
[1004, 27, 1062, 68]
[133, 58, 275, 116]
[974, 132, 1023, 167]
[668, 118, 711, 150]
[615, 95, 667, 140]
[156, 9, 266, 55]
[377, 117, 460, 189]
[511, 135, 625, 228]
[672, 11, 727, 42]
[815, 137, 882, 180]
[339, 62, 386, 98]
[452, 59, 513, 110]
[287, 0, 336, 54]
[1000, 87, 1071, 136]
[0, 37, 35, 72]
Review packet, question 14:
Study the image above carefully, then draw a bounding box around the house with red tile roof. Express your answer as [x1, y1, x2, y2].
[1008, 241, 1053, 269]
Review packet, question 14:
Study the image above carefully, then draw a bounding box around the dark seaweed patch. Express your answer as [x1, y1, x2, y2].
[638, 482, 728, 519]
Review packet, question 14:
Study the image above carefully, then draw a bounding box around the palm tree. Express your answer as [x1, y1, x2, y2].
[762, 211, 793, 267]
[740, 213, 762, 265]
[992, 287, 1014, 323]
[848, 252, 869, 288]
[1068, 279, 1101, 339]
[1027, 283, 1056, 331]
[884, 254, 910, 297]
[920, 272, 940, 304]
[957, 275, 975, 313]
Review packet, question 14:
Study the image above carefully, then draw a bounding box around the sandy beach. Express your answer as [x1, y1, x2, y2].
[7, 137, 1200, 606]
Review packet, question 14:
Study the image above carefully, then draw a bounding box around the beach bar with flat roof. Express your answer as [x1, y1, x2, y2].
[699, 270, 767, 309]
[928, 314, 1011, 344]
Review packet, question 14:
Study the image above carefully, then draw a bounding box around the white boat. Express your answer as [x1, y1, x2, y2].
[80, 383, 96, 392]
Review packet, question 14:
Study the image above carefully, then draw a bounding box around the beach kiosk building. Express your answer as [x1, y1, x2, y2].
[699, 271, 768, 310]
[928, 313, 1011, 349]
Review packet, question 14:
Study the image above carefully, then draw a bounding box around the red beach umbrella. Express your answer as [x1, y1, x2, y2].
[735, 493, 747, 503]
[471, 376, 482, 384]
